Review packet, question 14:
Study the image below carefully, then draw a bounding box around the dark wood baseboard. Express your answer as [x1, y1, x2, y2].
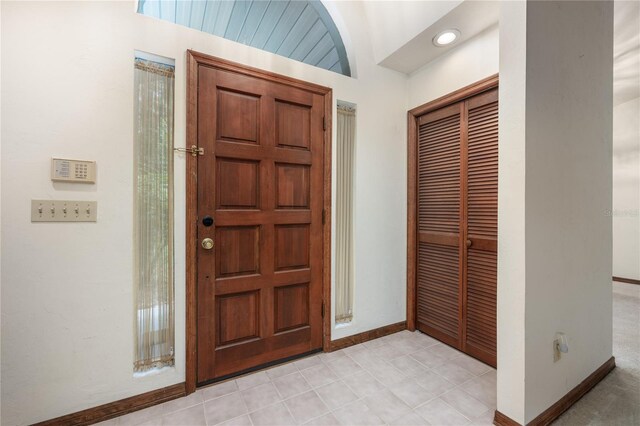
[528, 357, 616, 425]
[493, 356, 616, 426]
[493, 410, 521, 426]
[613, 276, 640, 285]
[329, 321, 407, 351]
[34, 383, 186, 426]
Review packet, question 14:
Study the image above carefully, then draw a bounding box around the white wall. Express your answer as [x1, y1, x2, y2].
[498, 1, 614, 423]
[0, 2, 3, 421]
[0, 1, 408, 424]
[524, 1, 613, 420]
[407, 24, 499, 110]
[613, 97, 640, 280]
[611, 0, 639, 281]
[496, 1, 527, 421]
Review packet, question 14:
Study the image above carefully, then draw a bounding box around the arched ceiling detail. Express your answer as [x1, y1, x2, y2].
[137, 0, 351, 76]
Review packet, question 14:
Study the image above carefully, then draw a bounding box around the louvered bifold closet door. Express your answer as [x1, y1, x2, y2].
[416, 104, 462, 348]
[464, 89, 498, 366]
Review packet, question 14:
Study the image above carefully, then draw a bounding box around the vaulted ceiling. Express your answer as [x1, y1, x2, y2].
[137, 0, 351, 76]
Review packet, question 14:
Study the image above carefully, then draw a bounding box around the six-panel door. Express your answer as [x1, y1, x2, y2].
[196, 66, 325, 383]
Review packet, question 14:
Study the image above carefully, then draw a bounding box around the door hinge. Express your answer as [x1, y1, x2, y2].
[321, 301, 325, 318]
[322, 209, 326, 225]
[323, 116, 327, 131]
[174, 145, 204, 157]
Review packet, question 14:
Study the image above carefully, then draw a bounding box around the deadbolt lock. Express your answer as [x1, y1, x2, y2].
[202, 238, 214, 250]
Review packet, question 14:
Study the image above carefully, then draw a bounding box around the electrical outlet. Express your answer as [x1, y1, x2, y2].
[31, 200, 97, 222]
[554, 340, 561, 362]
[554, 332, 569, 362]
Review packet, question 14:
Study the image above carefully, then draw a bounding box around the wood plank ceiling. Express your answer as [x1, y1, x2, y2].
[137, 0, 352, 76]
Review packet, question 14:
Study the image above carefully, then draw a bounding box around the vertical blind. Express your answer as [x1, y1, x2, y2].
[133, 58, 175, 372]
[335, 104, 356, 324]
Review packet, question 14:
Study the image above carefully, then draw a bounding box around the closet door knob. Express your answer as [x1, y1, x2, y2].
[466, 239, 472, 248]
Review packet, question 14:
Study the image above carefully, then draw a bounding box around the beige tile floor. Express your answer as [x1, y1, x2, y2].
[105, 332, 496, 426]
[102, 281, 639, 426]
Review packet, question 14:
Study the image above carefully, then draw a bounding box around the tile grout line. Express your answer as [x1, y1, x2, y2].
[454, 375, 497, 409]
[281, 389, 301, 425]
[249, 361, 327, 425]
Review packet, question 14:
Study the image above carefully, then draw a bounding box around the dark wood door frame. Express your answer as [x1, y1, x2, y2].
[185, 50, 333, 394]
[406, 74, 499, 332]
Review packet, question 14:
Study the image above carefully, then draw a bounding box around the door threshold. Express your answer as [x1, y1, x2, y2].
[196, 348, 323, 388]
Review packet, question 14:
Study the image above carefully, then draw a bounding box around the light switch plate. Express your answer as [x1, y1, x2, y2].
[51, 158, 96, 183]
[31, 200, 97, 222]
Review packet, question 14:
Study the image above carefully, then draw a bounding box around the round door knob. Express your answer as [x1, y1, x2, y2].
[201, 238, 214, 250]
[466, 239, 472, 248]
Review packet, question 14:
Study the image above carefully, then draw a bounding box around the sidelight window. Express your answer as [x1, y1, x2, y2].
[133, 53, 175, 372]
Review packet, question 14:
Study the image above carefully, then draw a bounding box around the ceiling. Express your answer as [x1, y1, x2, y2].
[377, 0, 638, 89]
[361, 0, 463, 65]
[137, 0, 351, 76]
[377, 1, 499, 75]
[137, 0, 636, 95]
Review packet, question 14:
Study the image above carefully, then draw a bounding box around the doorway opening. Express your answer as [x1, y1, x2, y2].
[406, 75, 499, 367]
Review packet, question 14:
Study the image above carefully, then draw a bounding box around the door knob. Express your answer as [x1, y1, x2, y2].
[466, 239, 472, 248]
[201, 238, 214, 250]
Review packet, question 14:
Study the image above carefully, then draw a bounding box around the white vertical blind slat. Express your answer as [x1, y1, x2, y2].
[336, 106, 355, 323]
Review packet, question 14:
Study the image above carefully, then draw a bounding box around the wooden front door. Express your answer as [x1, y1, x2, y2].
[194, 55, 329, 383]
[410, 81, 498, 367]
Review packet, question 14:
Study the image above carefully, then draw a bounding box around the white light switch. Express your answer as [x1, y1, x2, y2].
[31, 200, 97, 222]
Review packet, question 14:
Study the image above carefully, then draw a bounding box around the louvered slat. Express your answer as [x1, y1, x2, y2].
[466, 253, 497, 353]
[467, 101, 498, 239]
[417, 242, 459, 340]
[418, 114, 460, 234]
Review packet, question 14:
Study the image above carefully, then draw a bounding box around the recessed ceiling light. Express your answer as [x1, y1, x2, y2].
[433, 29, 460, 47]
